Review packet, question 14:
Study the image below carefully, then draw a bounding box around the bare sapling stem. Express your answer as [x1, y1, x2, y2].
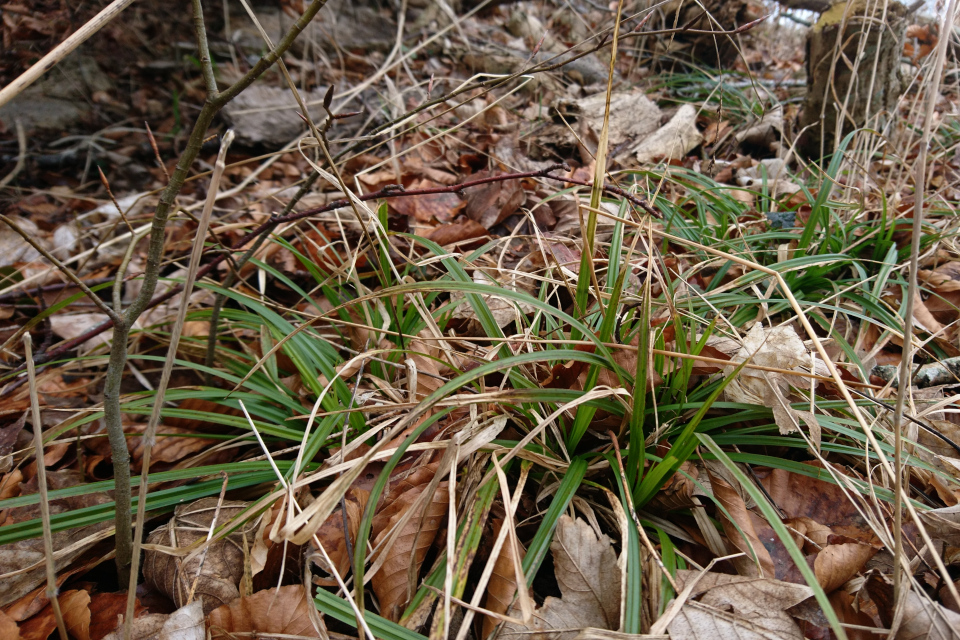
[23, 333, 68, 640]
[98, 0, 330, 586]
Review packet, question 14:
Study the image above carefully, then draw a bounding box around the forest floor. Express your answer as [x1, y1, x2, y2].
[1, 1, 960, 639]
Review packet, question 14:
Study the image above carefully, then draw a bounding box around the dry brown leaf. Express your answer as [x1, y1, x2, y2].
[705, 464, 776, 578]
[664, 571, 813, 640]
[143, 498, 260, 614]
[389, 178, 463, 223]
[0, 610, 19, 640]
[464, 171, 525, 229]
[501, 515, 621, 640]
[482, 518, 526, 639]
[88, 592, 143, 640]
[0, 472, 112, 608]
[309, 487, 369, 586]
[755, 466, 874, 543]
[206, 586, 320, 638]
[812, 539, 877, 593]
[427, 219, 488, 246]
[17, 589, 89, 640]
[866, 572, 960, 640]
[370, 463, 449, 621]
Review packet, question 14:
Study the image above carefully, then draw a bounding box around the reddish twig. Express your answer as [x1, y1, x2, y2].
[3, 162, 662, 384]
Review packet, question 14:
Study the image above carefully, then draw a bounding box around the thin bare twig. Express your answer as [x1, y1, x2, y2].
[121, 130, 235, 639]
[0, 215, 122, 323]
[891, 0, 960, 603]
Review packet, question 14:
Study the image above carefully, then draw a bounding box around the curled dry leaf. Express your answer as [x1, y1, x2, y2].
[705, 463, 776, 578]
[918, 503, 960, 546]
[811, 537, 878, 593]
[722, 324, 819, 446]
[664, 570, 813, 640]
[206, 586, 320, 639]
[501, 515, 621, 640]
[370, 463, 450, 621]
[143, 498, 260, 614]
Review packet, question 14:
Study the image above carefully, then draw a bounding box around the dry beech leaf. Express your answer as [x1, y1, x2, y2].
[206, 586, 320, 638]
[88, 592, 143, 640]
[705, 464, 776, 578]
[18, 590, 84, 640]
[811, 539, 877, 593]
[0, 610, 18, 640]
[482, 518, 527, 639]
[310, 487, 369, 585]
[665, 570, 813, 640]
[501, 515, 621, 640]
[0, 471, 112, 608]
[143, 498, 259, 614]
[370, 463, 449, 621]
[866, 572, 960, 640]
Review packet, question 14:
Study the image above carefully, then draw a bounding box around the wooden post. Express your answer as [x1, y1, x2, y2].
[798, 0, 908, 159]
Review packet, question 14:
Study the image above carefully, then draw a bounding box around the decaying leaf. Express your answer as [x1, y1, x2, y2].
[866, 572, 960, 640]
[158, 600, 205, 640]
[370, 463, 450, 621]
[0, 610, 18, 640]
[705, 463, 775, 578]
[0, 471, 113, 608]
[143, 498, 260, 614]
[723, 324, 820, 445]
[664, 571, 814, 640]
[501, 515, 621, 640]
[206, 586, 320, 638]
[482, 518, 527, 639]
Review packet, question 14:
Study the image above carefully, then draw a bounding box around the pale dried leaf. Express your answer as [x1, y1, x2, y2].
[867, 573, 960, 640]
[664, 571, 813, 640]
[502, 515, 621, 640]
[160, 600, 204, 640]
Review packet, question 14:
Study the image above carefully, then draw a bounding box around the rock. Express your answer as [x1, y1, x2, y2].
[0, 56, 112, 133]
[222, 84, 330, 146]
[229, 1, 396, 55]
[633, 104, 703, 163]
[563, 89, 662, 153]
